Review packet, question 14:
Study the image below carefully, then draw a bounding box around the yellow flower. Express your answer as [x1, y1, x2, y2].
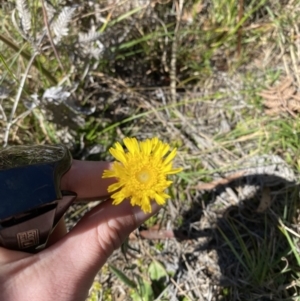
[102, 137, 182, 213]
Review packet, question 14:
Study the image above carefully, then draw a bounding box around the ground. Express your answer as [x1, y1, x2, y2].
[1, 0, 300, 300]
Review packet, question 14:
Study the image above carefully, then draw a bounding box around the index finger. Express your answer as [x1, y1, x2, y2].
[60, 160, 115, 201]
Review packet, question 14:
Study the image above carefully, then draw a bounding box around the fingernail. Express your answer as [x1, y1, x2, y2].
[132, 202, 161, 225]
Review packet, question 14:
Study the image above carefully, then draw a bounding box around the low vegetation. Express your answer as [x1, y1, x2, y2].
[1, 0, 300, 300]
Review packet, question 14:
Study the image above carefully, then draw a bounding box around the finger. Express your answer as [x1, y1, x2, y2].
[49, 160, 116, 245]
[41, 200, 161, 298]
[60, 160, 116, 201]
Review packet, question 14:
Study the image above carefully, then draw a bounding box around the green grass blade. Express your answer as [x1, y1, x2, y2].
[109, 264, 137, 289]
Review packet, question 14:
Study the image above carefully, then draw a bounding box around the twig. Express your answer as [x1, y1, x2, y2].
[170, 278, 193, 301]
[278, 219, 300, 239]
[0, 33, 57, 84]
[40, 0, 64, 73]
[153, 16, 169, 73]
[3, 52, 38, 147]
[11, 105, 37, 126]
[182, 254, 203, 299]
[237, 0, 244, 58]
[0, 101, 7, 122]
[170, 0, 184, 103]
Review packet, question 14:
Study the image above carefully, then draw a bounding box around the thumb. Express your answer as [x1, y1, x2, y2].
[42, 199, 160, 298]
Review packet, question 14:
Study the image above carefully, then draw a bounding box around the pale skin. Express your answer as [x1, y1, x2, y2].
[0, 160, 160, 301]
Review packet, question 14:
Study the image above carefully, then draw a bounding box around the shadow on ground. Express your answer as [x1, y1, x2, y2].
[175, 173, 300, 301]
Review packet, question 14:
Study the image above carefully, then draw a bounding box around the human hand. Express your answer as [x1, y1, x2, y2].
[0, 160, 160, 301]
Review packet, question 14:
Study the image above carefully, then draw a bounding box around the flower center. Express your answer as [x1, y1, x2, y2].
[136, 168, 152, 184]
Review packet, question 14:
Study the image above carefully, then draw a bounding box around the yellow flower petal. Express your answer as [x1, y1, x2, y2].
[102, 170, 116, 178]
[154, 193, 167, 205]
[112, 198, 123, 205]
[123, 137, 140, 155]
[107, 182, 124, 192]
[111, 192, 125, 205]
[153, 141, 170, 157]
[161, 192, 171, 199]
[115, 142, 125, 152]
[140, 139, 152, 155]
[166, 167, 183, 175]
[141, 195, 151, 213]
[130, 196, 140, 206]
[163, 148, 177, 165]
[109, 148, 127, 165]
